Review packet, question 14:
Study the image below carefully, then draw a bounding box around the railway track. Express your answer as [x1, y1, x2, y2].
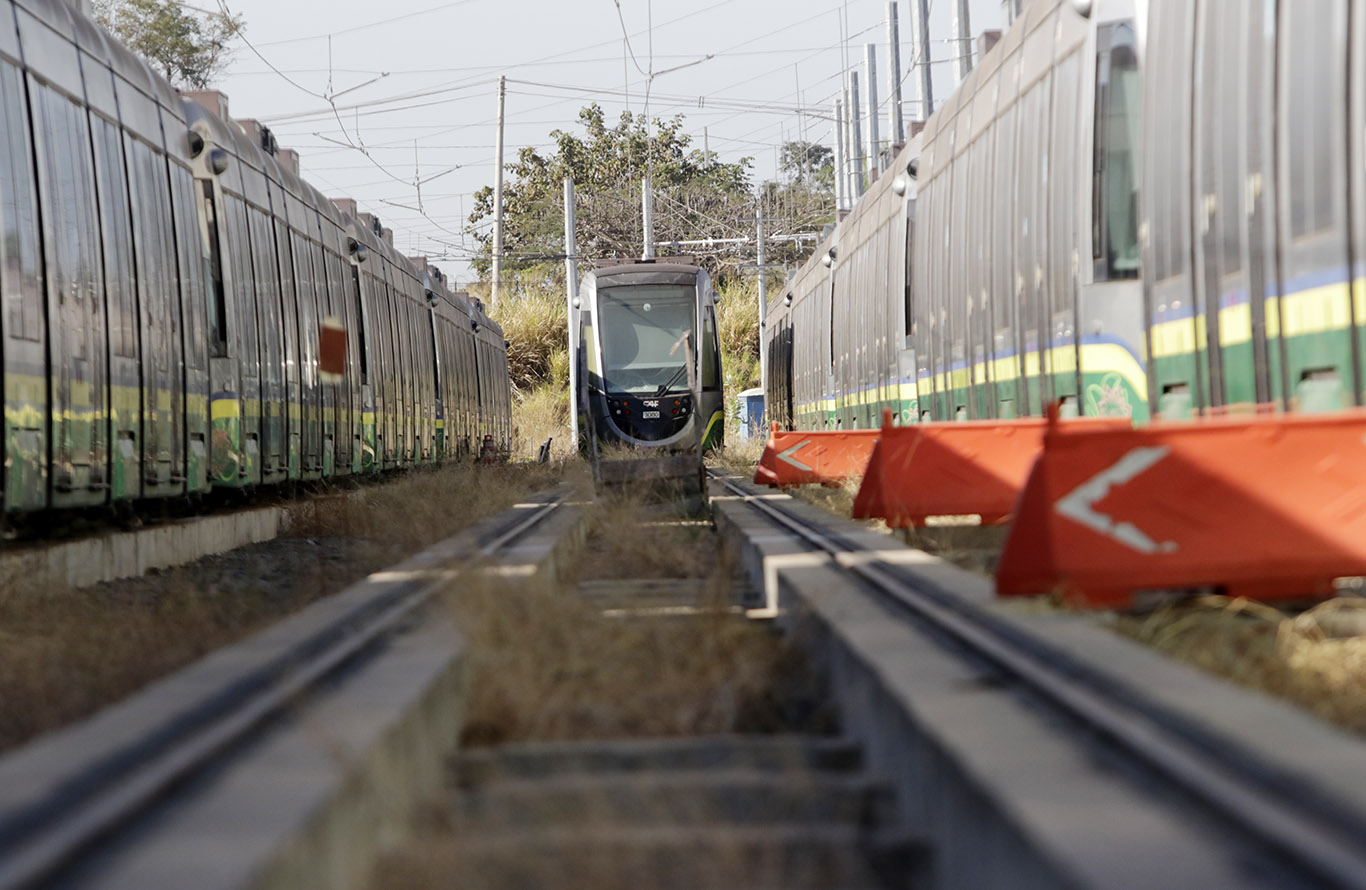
[711, 468, 1366, 889]
[6, 463, 1366, 889]
[0, 486, 572, 890]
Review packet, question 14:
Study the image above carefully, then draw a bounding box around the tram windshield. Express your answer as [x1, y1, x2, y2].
[597, 284, 696, 394]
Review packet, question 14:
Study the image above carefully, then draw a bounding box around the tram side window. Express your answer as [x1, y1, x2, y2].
[1092, 21, 1141, 281]
[351, 265, 368, 384]
[199, 182, 229, 356]
[0, 63, 41, 342]
[702, 305, 719, 390]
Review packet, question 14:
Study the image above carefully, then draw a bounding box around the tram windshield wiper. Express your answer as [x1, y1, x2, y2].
[654, 364, 688, 396]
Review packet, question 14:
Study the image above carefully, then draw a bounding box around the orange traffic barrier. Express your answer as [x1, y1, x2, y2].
[996, 406, 1366, 609]
[753, 424, 881, 487]
[852, 410, 1051, 527]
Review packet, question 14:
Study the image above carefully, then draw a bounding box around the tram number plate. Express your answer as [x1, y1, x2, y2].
[642, 410, 661, 419]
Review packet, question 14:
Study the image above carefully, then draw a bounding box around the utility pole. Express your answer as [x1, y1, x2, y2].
[887, 1, 905, 145]
[757, 204, 767, 394]
[864, 44, 880, 174]
[848, 70, 865, 199]
[910, 0, 933, 121]
[833, 98, 847, 213]
[565, 178, 579, 447]
[641, 177, 655, 259]
[953, 0, 974, 85]
[491, 75, 506, 305]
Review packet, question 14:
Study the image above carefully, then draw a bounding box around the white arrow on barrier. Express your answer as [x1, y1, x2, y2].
[777, 441, 814, 472]
[1055, 445, 1179, 554]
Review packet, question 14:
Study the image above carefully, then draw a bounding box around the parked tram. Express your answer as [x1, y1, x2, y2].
[0, 0, 511, 527]
[767, 0, 1366, 430]
[571, 260, 724, 452]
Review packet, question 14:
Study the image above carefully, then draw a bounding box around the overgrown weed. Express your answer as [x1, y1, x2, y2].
[1116, 595, 1366, 736]
[0, 461, 567, 753]
[447, 485, 828, 745]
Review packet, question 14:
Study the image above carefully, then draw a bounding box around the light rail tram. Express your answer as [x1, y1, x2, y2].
[571, 259, 724, 453]
[767, 0, 1366, 431]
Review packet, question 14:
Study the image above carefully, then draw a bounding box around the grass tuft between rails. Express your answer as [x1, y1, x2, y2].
[444, 485, 830, 746]
[0, 461, 568, 754]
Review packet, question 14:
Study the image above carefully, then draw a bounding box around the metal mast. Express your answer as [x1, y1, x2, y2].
[491, 75, 506, 305]
[909, 0, 934, 121]
[864, 44, 880, 173]
[887, 2, 905, 145]
[953, 0, 974, 85]
[834, 98, 847, 212]
[848, 70, 864, 198]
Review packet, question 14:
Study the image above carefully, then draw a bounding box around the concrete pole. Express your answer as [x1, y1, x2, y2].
[887, 1, 905, 145]
[491, 75, 506, 305]
[565, 178, 580, 447]
[642, 176, 655, 258]
[953, 0, 974, 85]
[833, 98, 847, 213]
[848, 70, 865, 198]
[910, 0, 934, 121]
[757, 204, 767, 394]
[864, 44, 880, 173]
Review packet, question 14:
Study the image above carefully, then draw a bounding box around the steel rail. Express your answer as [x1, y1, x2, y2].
[713, 471, 1366, 890]
[0, 493, 563, 890]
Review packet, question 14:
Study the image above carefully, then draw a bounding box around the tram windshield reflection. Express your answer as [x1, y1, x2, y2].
[598, 284, 695, 394]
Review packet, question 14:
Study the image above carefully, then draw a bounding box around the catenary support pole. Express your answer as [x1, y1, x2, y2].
[849, 70, 865, 198]
[887, 2, 904, 144]
[757, 204, 767, 394]
[864, 44, 880, 173]
[491, 75, 506, 306]
[953, 0, 974, 85]
[910, 0, 933, 121]
[564, 178, 579, 447]
[642, 177, 655, 258]
[833, 98, 847, 213]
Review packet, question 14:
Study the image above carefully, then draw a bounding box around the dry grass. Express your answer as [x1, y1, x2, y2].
[0, 462, 567, 753]
[448, 487, 829, 746]
[489, 287, 569, 396]
[511, 384, 576, 463]
[1116, 596, 1366, 736]
[717, 278, 761, 398]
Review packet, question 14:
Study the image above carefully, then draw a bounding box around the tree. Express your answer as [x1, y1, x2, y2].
[757, 140, 837, 268]
[779, 140, 835, 192]
[468, 105, 755, 283]
[93, 0, 242, 90]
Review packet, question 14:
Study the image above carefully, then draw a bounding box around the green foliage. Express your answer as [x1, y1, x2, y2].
[780, 140, 835, 192]
[717, 278, 762, 397]
[760, 140, 837, 269]
[468, 105, 754, 279]
[94, 0, 242, 89]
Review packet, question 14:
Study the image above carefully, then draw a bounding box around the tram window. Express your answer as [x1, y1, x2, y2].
[92, 117, 136, 358]
[199, 181, 228, 357]
[702, 306, 719, 390]
[597, 285, 695, 394]
[1092, 21, 1141, 280]
[351, 265, 368, 384]
[0, 63, 41, 343]
[171, 167, 208, 370]
[903, 211, 915, 338]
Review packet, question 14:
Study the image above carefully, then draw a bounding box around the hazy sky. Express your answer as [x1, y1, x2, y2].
[211, 0, 1004, 285]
